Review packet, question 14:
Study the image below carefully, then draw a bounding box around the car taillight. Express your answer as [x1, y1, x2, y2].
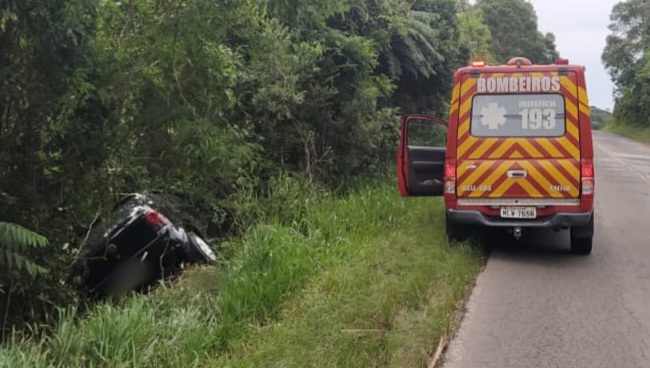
[145, 210, 169, 229]
[581, 161, 594, 196]
[444, 163, 456, 195]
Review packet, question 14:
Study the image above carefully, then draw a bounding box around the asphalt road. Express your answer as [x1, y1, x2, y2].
[443, 131, 650, 368]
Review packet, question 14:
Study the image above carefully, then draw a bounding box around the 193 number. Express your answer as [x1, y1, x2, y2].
[520, 108, 556, 130]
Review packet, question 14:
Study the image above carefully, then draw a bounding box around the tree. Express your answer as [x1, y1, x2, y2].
[476, 0, 559, 64]
[589, 106, 613, 130]
[260, 0, 463, 179]
[457, 5, 494, 62]
[377, 0, 464, 115]
[603, 0, 650, 128]
[0, 0, 103, 330]
[602, 0, 650, 89]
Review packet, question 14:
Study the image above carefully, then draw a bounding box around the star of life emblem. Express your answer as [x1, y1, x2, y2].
[480, 103, 507, 130]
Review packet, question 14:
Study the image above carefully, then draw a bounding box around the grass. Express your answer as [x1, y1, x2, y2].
[604, 122, 650, 143]
[0, 178, 483, 367]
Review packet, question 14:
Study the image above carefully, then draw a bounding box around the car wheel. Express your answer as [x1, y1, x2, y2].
[187, 232, 216, 263]
[446, 215, 469, 244]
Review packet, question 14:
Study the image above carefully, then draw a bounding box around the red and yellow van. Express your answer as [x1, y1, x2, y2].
[397, 57, 595, 255]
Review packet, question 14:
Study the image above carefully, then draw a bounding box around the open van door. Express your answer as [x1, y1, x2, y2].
[397, 115, 448, 197]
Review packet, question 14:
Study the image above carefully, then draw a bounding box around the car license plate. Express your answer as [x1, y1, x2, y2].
[500, 207, 536, 219]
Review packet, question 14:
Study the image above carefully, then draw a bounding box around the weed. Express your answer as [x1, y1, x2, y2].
[0, 178, 482, 367]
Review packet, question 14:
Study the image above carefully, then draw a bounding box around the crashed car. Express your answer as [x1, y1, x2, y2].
[79, 192, 216, 298]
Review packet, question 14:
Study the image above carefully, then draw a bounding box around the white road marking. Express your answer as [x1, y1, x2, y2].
[595, 141, 650, 181]
[615, 153, 650, 160]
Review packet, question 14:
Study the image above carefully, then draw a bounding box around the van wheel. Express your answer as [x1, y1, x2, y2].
[570, 215, 594, 255]
[570, 237, 592, 255]
[446, 216, 469, 244]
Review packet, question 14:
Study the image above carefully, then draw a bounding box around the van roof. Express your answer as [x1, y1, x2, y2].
[455, 57, 586, 76]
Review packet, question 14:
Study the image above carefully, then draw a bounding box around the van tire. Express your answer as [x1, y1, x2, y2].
[570, 215, 594, 255]
[446, 216, 469, 244]
[570, 237, 592, 255]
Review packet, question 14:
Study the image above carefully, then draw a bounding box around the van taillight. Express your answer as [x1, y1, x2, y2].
[444, 163, 456, 195]
[145, 210, 169, 229]
[581, 163, 593, 178]
[581, 161, 594, 196]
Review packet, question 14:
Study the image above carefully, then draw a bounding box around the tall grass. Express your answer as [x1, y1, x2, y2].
[604, 122, 650, 142]
[0, 176, 482, 367]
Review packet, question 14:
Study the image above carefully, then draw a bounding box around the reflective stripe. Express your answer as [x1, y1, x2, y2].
[456, 71, 581, 199]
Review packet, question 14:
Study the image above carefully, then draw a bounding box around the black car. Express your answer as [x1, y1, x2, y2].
[79, 192, 216, 298]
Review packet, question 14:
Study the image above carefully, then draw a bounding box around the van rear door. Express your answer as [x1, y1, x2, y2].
[455, 72, 581, 200]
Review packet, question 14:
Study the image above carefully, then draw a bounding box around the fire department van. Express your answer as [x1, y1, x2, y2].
[397, 57, 595, 255]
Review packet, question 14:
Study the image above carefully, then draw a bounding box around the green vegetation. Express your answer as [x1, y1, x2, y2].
[475, 0, 559, 64]
[0, 0, 557, 333]
[0, 222, 48, 278]
[590, 106, 613, 130]
[0, 179, 483, 367]
[458, 1, 496, 62]
[1, 0, 557, 363]
[605, 123, 650, 143]
[1, 0, 468, 330]
[603, 0, 650, 131]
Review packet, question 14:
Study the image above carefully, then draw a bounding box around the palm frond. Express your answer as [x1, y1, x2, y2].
[0, 222, 48, 252]
[0, 221, 49, 277]
[384, 8, 445, 80]
[0, 248, 48, 277]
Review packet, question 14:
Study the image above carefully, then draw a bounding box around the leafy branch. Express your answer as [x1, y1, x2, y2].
[0, 222, 48, 277]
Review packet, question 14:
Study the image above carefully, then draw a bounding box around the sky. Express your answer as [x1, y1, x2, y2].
[528, 0, 620, 110]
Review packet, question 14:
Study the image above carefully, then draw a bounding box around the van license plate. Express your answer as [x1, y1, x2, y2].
[500, 207, 536, 219]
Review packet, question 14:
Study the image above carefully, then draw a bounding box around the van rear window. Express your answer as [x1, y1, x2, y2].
[470, 94, 566, 138]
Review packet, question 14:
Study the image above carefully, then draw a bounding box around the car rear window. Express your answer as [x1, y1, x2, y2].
[470, 94, 566, 138]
